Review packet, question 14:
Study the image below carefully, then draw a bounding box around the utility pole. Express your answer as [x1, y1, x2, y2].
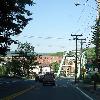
[78, 38, 86, 79]
[71, 34, 82, 83]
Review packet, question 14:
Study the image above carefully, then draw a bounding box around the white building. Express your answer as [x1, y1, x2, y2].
[42, 66, 51, 74]
[29, 65, 40, 75]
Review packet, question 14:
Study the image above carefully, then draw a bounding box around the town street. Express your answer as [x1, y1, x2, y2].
[0, 77, 95, 100]
[0, 78, 35, 99]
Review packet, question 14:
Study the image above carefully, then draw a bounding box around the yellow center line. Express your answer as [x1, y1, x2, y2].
[0, 85, 35, 100]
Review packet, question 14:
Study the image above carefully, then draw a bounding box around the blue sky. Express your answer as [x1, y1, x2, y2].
[11, 0, 97, 53]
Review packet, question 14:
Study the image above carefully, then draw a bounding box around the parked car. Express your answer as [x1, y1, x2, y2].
[42, 73, 55, 86]
[35, 74, 39, 82]
[38, 74, 44, 82]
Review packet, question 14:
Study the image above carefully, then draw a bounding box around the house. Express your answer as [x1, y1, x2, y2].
[29, 65, 40, 75]
[37, 55, 62, 74]
[42, 66, 51, 74]
[61, 57, 75, 76]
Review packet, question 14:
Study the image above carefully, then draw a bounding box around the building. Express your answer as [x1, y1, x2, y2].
[29, 65, 40, 75]
[36, 55, 62, 74]
[37, 55, 62, 65]
[61, 57, 75, 76]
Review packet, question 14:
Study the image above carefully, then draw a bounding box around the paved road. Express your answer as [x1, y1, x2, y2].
[11, 77, 95, 100]
[0, 78, 35, 99]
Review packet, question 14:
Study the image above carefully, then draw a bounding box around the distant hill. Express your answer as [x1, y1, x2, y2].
[7, 51, 64, 57]
[7, 51, 15, 54]
[38, 52, 64, 56]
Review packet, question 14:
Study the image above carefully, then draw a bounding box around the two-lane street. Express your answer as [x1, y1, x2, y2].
[0, 78, 36, 99]
[5, 77, 94, 100]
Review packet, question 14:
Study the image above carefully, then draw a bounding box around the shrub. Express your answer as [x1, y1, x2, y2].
[83, 74, 92, 84]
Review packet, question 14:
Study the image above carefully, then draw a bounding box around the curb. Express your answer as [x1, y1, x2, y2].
[76, 87, 94, 100]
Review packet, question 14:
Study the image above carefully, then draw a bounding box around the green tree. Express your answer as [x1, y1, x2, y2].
[50, 62, 59, 73]
[84, 47, 96, 60]
[66, 51, 75, 57]
[47, 52, 63, 56]
[0, 57, 9, 75]
[0, 65, 6, 75]
[91, 17, 100, 71]
[5, 61, 12, 75]
[15, 42, 38, 78]
[91, 18, 100, 46]
[11, 57, 23, 76]
[0, 0, 35, 55]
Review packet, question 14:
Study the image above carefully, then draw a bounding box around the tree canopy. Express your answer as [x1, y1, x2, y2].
[5, 42, 39, 77]
[91, 17, 100, 71]
[84, 47, 96, 60]
[46, 52, 64, 56]
[0, 0, 35, 55]
[50, 62, 59, 73]
[66, 51, 75, 57]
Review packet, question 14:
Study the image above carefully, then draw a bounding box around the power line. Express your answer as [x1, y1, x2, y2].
[73, 0, 97, 37]
[23, 35, 68, 40]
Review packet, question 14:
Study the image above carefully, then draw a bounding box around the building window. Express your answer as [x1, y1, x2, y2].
[68, 61, 73, 65]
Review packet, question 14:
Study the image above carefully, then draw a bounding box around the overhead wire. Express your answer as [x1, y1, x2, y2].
[85, 0, 98, 48]
[23, 35, 68, 40]
[23, 0, 97, 51]
[75, 0, 96, 32]
[72, 0, 97, 49]
[73, 0, 90, 35]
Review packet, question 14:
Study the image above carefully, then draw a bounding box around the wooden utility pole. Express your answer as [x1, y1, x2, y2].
[78, 38, 86, 79]
[71, 34, 82, 83]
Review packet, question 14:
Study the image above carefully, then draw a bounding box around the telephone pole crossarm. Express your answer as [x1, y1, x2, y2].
[71, 34, 83, 37]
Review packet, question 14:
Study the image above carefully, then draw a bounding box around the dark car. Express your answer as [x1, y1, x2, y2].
[42, 73, 55, 86]
[38, 74, 44, 82]
[35, 74, 39, 82]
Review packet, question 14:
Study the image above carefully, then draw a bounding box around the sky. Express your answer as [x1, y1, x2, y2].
[11, 0, 97, 53]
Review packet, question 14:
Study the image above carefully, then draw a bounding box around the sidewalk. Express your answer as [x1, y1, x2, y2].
[77, 81, 100, 100]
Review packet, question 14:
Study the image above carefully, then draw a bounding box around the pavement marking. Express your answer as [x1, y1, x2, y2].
[63, 85, 68, 88]
[12, 81, 18, 83]
[76, 87, 94, 100]
[0, 85, 35, 100]
[6, 82, 10, 84]
[24, 80, 27, 81]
